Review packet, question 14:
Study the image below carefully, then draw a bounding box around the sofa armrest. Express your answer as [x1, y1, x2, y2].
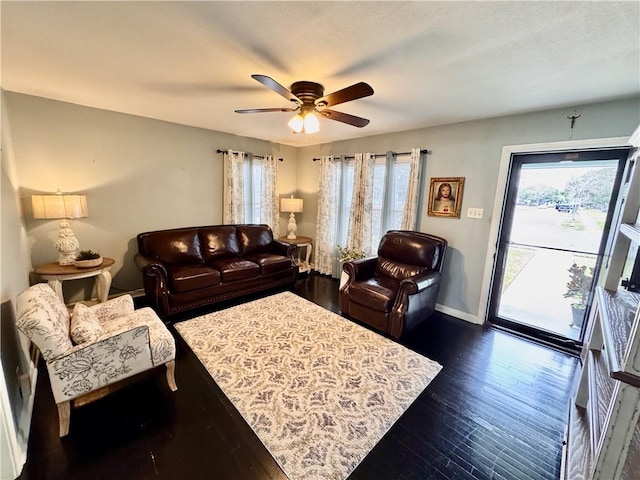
[390, 271, 441, 337]
[272, 239, 298, 259]
[134, 253, 166, 274]
[398, 270, 441, 295]
[339, 258, 378, 310]
[46, 325, 154, 403]
[134, 253, 170, 315]
[343, 257, 377, 282]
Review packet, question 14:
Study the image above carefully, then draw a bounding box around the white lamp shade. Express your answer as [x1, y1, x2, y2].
[281, 197, 303, 213]
[32, 194, 88, 219]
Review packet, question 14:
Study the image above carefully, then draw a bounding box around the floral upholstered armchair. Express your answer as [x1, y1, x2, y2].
[16, 283, 177, 437]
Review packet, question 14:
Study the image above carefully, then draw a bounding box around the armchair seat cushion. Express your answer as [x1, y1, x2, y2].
[168, 265, 221, 293]
[207, 256, 260, 282]
[348, 277, 399, 312]
[246, 253, 293, 275]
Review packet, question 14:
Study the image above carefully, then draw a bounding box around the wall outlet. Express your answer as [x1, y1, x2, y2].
[467, 207, 484, 219]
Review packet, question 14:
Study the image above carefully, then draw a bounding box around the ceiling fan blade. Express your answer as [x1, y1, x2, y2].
[317, 82, 374, 108]
[251, 74, 300, 103]
[318, 109, 370, 128]
[235, 107, 298, 114]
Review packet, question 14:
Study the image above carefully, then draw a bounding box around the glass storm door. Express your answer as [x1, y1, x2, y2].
[488, 149, 628, 351]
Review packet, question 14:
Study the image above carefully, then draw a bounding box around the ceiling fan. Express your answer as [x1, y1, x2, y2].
[235, 74, 374, 133]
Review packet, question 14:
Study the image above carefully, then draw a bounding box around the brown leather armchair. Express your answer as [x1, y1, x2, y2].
[339, 230, 447, 339]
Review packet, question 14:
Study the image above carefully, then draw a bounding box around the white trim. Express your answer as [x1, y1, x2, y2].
[436, 303, 481, 325]
[0, 357, 37, 480]
[477, 136, 631, 325]
[629, 124, 640, 148]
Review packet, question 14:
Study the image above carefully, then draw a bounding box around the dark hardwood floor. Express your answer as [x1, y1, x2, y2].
[19, 274, 578, 480]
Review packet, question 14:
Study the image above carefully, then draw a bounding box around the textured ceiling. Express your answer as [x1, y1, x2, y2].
[2, 1, 639, 147]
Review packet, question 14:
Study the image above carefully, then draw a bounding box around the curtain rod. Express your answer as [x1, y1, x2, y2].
[311, 149, 430, 161]
[216, 149, 283, 161]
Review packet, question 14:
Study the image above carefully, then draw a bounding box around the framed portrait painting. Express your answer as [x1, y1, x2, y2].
[427, 177, 465, 218]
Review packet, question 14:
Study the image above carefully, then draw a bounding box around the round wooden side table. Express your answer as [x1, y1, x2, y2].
[278, 236, 313, 273]
[33, 257, 115, 304]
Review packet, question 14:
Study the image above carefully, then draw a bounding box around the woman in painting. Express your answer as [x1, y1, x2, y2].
[433, 182, 455, 213]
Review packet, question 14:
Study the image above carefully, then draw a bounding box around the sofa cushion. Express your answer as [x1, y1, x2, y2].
[207, 256, 260, 282]
[237, 225, 273, 255]
[70, 303, 104, 344]
[245, 253, 292, 275]
[199, 226, 241, 261]
[168, 265, 221, 293]
[347, 277, 399, 313]
[16, 283, 73, 361]
[142, 229, 204, 265]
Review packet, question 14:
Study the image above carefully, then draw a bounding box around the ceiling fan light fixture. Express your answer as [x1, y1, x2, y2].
[238, 75, 372, 132]
[288, 113, 304, 133]
[303, 112, 320, 134]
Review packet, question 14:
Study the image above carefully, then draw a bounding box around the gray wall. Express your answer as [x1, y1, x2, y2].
[296, 97, 640, 320]
[5, 92, 299, 301]
[3, 91, 639, 317]
[1, 92, 37, 479]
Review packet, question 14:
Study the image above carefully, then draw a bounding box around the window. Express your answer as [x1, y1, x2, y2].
[243, 158, 263, 223]
[242, 156, 278, 226]
[224, 151, 278, 232]
[338, 155, 413, 254]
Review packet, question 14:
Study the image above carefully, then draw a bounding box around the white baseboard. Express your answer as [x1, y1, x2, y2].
[436, 303, 483, 325]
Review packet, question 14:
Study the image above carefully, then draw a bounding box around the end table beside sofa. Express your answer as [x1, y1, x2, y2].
[278, 236, 312, 273]
[33, 257, 115, 304]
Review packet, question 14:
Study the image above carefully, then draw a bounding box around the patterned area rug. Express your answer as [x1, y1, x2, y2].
[175, 291, 442, 480]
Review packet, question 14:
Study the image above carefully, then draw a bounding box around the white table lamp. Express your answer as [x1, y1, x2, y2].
[32, 191, 88, 265]
[281, 196, 303, 239]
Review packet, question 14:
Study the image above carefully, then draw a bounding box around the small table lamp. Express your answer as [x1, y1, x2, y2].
[281, 195, 303, 239]
[32, 191, 88, 265]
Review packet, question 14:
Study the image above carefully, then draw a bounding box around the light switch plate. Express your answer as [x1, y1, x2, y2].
[467, 208, 484, 219]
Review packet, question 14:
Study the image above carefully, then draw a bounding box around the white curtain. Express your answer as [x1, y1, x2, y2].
[260, 155, 280, 235]
[346, 153, 375, 255]
[223, 151, 279, 232]
[223, 149, 245, 224]
[314, 156, 341, 275]
[400, 148, 422, 230]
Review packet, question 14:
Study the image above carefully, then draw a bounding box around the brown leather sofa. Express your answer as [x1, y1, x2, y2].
[135, 224, 298, 318]
[339, 230, 447, 339]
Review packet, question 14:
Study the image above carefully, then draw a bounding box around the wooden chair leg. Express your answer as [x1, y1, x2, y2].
[57, 401, 71, 437]
[165, 360, 177, 391]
